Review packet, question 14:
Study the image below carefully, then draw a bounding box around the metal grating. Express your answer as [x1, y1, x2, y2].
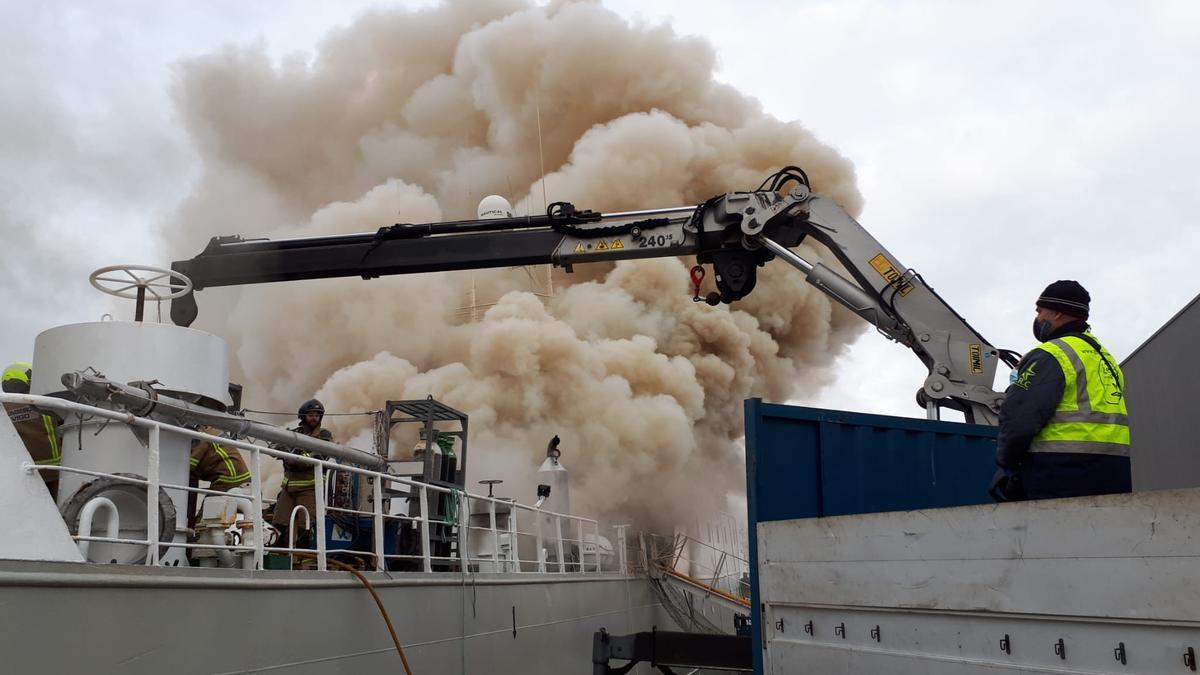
[384, 399, 468, 423]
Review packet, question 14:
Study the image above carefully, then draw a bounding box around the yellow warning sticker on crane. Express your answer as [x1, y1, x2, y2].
[610, 239, 624, 250]
[868, 254, 914, 297]
[574, 243, 586, 253]
[596, 240, 609, 251]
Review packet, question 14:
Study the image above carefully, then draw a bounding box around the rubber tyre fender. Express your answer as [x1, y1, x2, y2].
[60, 472, 177, 562]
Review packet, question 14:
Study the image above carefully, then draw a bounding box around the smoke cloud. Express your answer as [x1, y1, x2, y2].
[0, 1, 192, 359]
[165, 0, 864, 529]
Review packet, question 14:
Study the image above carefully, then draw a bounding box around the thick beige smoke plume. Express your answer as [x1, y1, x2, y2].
[166, 0, 864, 528]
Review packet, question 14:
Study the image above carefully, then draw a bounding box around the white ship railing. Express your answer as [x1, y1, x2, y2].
[5, 393, 610, 575]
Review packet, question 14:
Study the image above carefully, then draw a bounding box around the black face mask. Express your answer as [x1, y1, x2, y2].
[1033, 318, 1054, 342]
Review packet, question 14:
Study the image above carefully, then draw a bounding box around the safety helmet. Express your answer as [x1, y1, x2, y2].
[297, 398, 325, 419]
[2, 361, 32, 394]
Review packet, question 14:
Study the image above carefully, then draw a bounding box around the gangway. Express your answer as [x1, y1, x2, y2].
[638, 533, 750, 636]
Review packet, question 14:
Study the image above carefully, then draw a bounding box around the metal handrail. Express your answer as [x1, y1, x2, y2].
[643, 532, 751, 599]
[5, 392, 611, 575]
[288, 506, 311, 551]
[653, 562, 751, 609]
[76, 497, 119, 560]
[666, 532, 750, 567]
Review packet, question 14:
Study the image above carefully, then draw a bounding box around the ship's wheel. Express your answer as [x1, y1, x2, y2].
[89, 264, 193, 322]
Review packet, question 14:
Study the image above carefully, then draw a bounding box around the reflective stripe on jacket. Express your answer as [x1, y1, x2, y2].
[190, 435, 252, 487]
[39, 413, 60, 464]
[1029, 333, 1129, 457]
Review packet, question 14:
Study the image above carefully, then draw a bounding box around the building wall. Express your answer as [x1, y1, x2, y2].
[1122, 293, 1200, 491]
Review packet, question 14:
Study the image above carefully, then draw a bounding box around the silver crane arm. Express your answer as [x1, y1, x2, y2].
[171, 168, 1012, 424]
[543, 182, 1011, 423]
[746, 188, 1011, 425]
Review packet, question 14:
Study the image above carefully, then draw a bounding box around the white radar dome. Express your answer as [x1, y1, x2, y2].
[477, 195, 514, 220]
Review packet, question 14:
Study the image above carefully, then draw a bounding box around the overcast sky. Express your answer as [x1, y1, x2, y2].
[2, 0, 1197, 420]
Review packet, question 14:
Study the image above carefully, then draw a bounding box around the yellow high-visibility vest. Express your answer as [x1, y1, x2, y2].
[1030, 333, 1129, 457]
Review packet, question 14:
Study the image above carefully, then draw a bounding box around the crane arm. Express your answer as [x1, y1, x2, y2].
[169, 200, 796, 324]
[750, 186, 1015, 424]
[170, 168, 1012, 424]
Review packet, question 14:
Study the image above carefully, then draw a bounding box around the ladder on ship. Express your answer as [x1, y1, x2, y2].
[639, 533, 751, 635]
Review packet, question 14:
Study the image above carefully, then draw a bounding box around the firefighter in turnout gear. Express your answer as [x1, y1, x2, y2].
[992, 281, 1131, 500]
[189, 426, 251, 492]
[2, 362, 62, 498]
[271, 398, 333, 548]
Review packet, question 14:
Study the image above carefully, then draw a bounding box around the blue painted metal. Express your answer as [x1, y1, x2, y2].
[324, 516, 400, 557]
[744, 399, 998, 674]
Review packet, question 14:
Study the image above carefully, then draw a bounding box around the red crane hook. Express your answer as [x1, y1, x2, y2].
[689, 265, 705, 302]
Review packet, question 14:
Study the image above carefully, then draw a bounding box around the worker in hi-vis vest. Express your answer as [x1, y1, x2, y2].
[2, 362, 62, 498]
[991, 281, 1131, 500]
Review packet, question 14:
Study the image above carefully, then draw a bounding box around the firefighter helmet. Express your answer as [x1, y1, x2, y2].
[297, 398, 325, 419]
[2, 362, 32, 394]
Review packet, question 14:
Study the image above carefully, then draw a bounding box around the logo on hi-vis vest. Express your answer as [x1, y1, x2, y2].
[1012, 362, 1037, 390]
[1096, 362, 1124, 404]
[868, 254, 914, 297]
[968, 344, 984, 374]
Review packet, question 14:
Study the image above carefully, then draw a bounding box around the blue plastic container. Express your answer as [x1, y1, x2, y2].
[324, 516, 400, 556]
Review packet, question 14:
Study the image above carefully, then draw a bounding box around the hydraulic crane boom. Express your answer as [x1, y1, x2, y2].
[170, 167, 1014, 424]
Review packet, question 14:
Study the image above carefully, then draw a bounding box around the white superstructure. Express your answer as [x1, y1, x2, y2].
[33, 320, 232, 565]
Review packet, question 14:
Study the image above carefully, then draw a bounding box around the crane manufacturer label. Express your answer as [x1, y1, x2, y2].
[868, 254, 914, 297]
[968, 343, 984, 374]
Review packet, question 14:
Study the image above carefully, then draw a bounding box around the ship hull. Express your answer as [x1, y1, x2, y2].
[0, 561, 666, 674]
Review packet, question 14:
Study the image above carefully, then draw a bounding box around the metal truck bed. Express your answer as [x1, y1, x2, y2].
[745, 400, 1199, 674]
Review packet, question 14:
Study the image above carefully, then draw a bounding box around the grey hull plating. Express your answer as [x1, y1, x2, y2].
[0, 561, 666, 674]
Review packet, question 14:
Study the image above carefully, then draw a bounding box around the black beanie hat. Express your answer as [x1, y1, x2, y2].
[1037, 280, 1090, 319]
